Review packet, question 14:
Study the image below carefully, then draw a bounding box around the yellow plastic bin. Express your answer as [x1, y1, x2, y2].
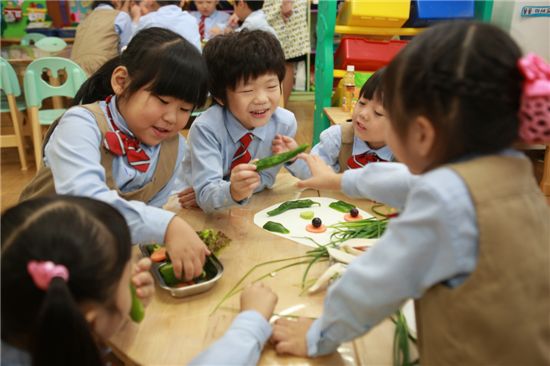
[337, 0, 411, 28]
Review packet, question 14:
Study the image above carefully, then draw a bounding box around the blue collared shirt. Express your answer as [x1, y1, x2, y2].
[43, 96, 182, 244]
[95, 4, 133, 49]
[190, 10, 230, 40]
[1, 311, 271, 366]
[134, 5, 201, 51]
[287, 124, 393, 179]
[306, 151, 528, 356]
[189, 310, 272, 365]
[237, 10, 278, 39]
[180, 104, 297, 212]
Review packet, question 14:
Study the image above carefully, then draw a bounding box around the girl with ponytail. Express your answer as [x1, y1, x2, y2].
[2, 197, 279, 366]
[1, 196, 154, 366]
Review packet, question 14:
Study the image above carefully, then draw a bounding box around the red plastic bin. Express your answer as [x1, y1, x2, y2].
[334, 37, 408, 72]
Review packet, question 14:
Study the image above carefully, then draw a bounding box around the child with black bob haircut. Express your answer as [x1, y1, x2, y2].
[273, 67, 393, 179]
[177, 29, 297, 211]
[20, 27, 210, 281]
[272, 21, 550, 365]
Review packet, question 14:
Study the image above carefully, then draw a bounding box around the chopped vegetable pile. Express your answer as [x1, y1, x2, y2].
[196, 229, 231, 256]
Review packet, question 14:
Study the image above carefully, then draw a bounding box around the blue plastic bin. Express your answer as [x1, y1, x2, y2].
[24, 27, 58, 37]
[405, 0, 475, 27]
[57, 27, 76, 38]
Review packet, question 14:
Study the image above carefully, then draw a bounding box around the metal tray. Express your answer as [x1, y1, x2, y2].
[139, 244, 224, 298]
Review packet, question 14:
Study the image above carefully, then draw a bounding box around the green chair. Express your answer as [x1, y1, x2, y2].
[20, 32, 46, 46]
[34, 37, 68, 53]
[0, 57, 28, 170]
[23, 57, 87, 168]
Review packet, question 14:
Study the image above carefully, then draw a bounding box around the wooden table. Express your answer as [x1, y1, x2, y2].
[324, 107, 352, 126]
[108, 173, 398, 365]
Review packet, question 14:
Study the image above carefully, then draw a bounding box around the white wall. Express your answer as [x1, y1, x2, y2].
[492, 0, 550, 61]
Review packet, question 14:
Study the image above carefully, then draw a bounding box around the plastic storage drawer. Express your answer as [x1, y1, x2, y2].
[337, 0, 411, 28]
[406, 0, 474, 27]
[334, 37, 408, 72]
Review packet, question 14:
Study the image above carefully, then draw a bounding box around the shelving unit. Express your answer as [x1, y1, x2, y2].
[288, 1, 316, 102]
[312, 0, 494, 144]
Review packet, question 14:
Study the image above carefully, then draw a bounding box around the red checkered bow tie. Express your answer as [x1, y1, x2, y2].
[102, 96, 150, 173]
[230, 132, 254, 170]
[347, 151, 386, 169]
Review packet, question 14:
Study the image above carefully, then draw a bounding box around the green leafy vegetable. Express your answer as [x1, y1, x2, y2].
[197, 229, 231, 256]
[328, 200, 357, 213]
[253, 144, 309, 171]
[262, 221, 290, 234]
[267, 199, 320, 216]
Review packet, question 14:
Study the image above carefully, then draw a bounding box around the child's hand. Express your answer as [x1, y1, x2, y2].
[281, 0, 293, 22]
[240, 282, 278, 320]
[230, 164, 260, 202]
[296, 154, 342, 191]
[272, 134, 298, 155]
[132, 257, 155, 307]
[177, 187, 198, 208]
[227, 13, 240, 29]
[209, 26, 223, 37]
[165, 217, 210, 281]
[271, 317, 313, 357]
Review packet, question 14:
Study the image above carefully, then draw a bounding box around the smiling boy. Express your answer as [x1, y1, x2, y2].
[178, 30, 297, 212]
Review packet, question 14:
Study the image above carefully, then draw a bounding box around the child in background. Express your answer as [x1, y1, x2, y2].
[134, 0, 201, 50]
[1, 196, 155, 365]
[227, 0, 277, 38]
[272, 21, 550, 364]
[20, 28, 210, 281]
[191, 0, 230, 42]
[71, 0, 133, 75]
[177, 30, 296, 212]
[1, 196, 279, 366]
[273, 68, 392, 179]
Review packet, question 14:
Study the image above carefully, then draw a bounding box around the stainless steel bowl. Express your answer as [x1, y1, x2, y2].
[139, 244, 224, 298]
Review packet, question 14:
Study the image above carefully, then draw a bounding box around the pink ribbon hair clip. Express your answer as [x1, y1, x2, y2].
[518, 53, 550, 144]
[27, 260, 69, 291]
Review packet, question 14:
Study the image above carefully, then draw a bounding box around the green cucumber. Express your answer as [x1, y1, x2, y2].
[129, 284, 145, 323]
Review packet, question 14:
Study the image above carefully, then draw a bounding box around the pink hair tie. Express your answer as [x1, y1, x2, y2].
[518, 53, 550, 143]
[27, 260, 69, 291]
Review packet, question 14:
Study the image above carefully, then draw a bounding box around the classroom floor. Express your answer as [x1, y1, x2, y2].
[0, 100, 315, 212]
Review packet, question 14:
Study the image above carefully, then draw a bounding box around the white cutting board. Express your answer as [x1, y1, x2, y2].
[254, 197, 374, 248]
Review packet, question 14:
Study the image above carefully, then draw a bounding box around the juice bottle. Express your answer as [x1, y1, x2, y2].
[342, 65, 355, 112]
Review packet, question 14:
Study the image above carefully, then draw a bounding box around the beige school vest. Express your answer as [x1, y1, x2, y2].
[337, 122, 354, 173]
[20, 103, 179, 204]
[70, 9, 120, 76]
[415, 155, 550, 366]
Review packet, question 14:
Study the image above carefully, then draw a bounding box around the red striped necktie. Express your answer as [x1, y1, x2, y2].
[347, 151, 386, 169]
[230, 133, 254, 170]
[102, 96, 151, 173]
[198, 15, 206, 40]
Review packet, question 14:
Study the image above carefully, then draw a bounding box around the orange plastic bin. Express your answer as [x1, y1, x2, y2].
[334, 37, 408, 72]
